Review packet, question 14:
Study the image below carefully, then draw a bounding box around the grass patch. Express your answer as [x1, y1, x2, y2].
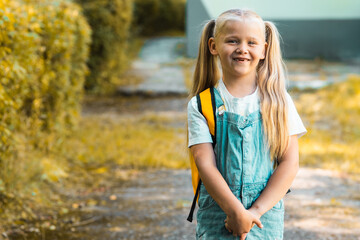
[296, 75, 360, 175]
[63, 114, 188, 169]
[176, 57, 196, 92]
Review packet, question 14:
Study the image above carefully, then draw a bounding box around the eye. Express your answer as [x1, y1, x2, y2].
[248, 41, 256, 45]
[227, 39, 238, 44]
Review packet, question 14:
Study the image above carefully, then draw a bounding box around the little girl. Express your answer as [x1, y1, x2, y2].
[187, 9, 306, 240]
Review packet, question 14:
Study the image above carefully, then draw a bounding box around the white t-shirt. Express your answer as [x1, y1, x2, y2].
[187, 79, 307, 147]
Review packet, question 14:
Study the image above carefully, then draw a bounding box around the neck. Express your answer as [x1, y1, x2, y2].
[222, 72, 257, 98]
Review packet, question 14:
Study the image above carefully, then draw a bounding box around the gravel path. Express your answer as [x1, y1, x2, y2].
[284, 168, 360, 240]
[69, 168, 360, 240]
[7, 167, 359, 240]
[117, 37, 188, 97]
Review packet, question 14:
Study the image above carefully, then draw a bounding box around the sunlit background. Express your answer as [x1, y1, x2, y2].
[0, 0, 359, 239]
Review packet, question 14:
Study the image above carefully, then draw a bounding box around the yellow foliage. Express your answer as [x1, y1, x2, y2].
[93, 167, 108, 174]
[296, 75, 360, 174]
[41, 158, 68, 182]
[330, 198, 342, 206]
[62, 113, 188, 169]
[0, 0, 91, 197]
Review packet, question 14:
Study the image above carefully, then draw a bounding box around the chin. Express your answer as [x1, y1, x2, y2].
[234, 69, 256, 77]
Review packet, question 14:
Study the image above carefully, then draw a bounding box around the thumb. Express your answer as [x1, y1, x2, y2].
[240, 233, 247, 240]
[253, 217, 263, 229]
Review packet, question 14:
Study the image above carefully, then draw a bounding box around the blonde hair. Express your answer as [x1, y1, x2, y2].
[190, 9, 289, 161]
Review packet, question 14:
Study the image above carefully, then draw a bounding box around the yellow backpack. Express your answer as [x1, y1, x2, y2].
[187, 87, 217, 222]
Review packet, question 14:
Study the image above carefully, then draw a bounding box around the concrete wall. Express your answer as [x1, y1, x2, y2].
[186, 0, 360, 61]
[186, 0, 211, 58]
[275, 19, 360, 60]
[202, 0, 360, 20]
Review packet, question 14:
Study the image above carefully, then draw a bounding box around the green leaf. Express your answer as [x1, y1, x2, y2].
[2, 15, 9, 22]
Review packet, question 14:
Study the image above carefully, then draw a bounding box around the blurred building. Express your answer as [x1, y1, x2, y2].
[186, 0, 360, 61]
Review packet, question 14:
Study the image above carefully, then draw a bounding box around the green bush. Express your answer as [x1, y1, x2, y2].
[0, 0, 91, 191]
[133, 0, 186, 36]
[76, 0, 133, 93]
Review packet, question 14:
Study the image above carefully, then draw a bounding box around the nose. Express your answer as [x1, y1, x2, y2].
[236, 43, 248, 54]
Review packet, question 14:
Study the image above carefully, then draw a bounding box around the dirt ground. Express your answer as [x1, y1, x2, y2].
[284, 168, 360, 240]
[98, 168, 360, 240]
[8, 168, 358, 240]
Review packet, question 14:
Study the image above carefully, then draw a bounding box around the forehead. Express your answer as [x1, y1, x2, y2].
[218, 17, 265, 40]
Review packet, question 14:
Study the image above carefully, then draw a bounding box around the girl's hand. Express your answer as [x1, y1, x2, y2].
[237, 207, 263, 239]
[224, 208, 263, 238]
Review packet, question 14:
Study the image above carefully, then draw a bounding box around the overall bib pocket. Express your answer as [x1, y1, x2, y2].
[242, 181, 285, 212]
[198, 183, 216, 211]
[242, 182, 267, 209]
[270, 198, 284, 212]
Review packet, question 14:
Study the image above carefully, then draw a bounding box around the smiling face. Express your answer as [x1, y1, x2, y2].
[209, 17, 267, 81]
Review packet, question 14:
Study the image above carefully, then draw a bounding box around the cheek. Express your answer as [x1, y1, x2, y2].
[255, 48, 265, 59]
[260, 49, 266, 59]
[220, 50, 232, 59]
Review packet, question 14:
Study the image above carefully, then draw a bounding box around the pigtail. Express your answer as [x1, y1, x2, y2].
[190, 20, 220, 97]
[257, 21, 289, 162]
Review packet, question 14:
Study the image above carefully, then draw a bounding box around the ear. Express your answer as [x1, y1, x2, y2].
[261, 42, 268, 60]
[208, 37, 218, 55]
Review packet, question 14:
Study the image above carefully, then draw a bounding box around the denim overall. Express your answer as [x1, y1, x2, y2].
[196, 88, 284, 240]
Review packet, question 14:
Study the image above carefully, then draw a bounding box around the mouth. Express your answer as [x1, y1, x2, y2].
[233, 57, 250, 62]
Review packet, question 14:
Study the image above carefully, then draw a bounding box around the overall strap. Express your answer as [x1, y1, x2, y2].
[187, 87, 217, 222]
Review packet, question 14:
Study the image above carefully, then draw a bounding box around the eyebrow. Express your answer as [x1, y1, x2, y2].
[224, 35, 261, 41]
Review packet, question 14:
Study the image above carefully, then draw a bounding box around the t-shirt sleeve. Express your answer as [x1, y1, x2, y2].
[286, 92, 307, 137]
[187, 96, 213, 148]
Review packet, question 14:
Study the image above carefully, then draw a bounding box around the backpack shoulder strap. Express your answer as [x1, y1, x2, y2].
[198, 87, 217, 144]
[187, 87, 217, 222]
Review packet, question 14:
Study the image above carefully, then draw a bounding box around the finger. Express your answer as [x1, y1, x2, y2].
[254, 218, 263, 229]
[240, 233, 247, 240]
[224, 223, 232, 233]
